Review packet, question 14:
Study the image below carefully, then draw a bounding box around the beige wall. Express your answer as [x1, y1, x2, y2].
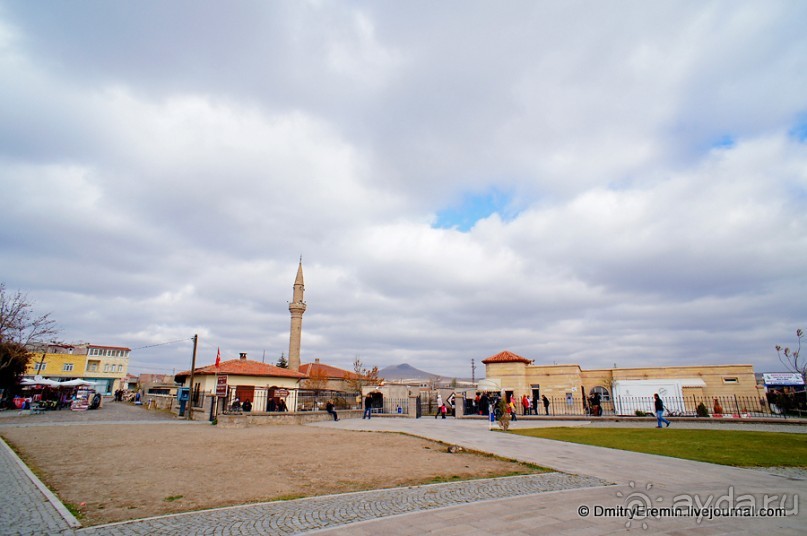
[485, 362, 759, 401]
[185, 374, 300, 394]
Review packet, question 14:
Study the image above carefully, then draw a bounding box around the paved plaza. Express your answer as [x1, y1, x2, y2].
[0, 405, 805, 535]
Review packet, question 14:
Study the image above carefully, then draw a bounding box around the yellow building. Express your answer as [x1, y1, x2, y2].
[27, 347, 84, 379]
[25, 343, 131, 394]
[482, 350, 762, 416]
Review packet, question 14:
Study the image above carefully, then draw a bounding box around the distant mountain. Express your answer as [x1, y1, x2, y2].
[378, 363, 440, 380]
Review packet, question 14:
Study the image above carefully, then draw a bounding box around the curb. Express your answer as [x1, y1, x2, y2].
[0, 436, 81, 529]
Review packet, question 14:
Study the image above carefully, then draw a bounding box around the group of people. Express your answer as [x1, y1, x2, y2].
[238, 390, 674, 428]
[508, 394, 548, 420]
[433, 393, 451, 419]
[472, 392, 551, 418]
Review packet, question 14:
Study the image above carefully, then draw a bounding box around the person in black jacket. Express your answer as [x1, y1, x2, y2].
[363, 394, 372, 419]
[326, 400, 339, 421]
[654, 393, 671, 428]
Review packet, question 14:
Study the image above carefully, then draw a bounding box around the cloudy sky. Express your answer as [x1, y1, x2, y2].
[1, 1, 805, 379]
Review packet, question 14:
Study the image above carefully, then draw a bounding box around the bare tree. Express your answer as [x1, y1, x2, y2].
[776, 328, 805, 382]
[302, 366, 329, 392]
[0, 283, 59, 393]
[0, 283, 58, 346]
[344, 356, 383, 393]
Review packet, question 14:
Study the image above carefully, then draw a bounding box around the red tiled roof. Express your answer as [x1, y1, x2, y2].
[481, 350, 533, 365]
[300, 361, 360, 380]
[178, 359, 307, 379]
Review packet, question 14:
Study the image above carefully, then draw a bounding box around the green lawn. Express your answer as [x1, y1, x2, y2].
[509, 427, 807, 467]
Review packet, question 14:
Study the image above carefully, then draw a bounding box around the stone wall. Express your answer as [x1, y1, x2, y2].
[215, 409, 365, 427]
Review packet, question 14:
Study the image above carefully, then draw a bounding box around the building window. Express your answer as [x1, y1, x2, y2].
[589, 386, 611, 401]
[117, 364, 123, 372]
[63, 363, 74, 372]
[34, 362, 46, 371]
[722, 377, 739, 384]
[87, 362, 98, 372]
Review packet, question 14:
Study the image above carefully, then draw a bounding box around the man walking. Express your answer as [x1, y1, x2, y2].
[653, 393, 671, 428]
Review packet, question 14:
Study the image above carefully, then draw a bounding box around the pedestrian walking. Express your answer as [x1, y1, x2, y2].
[542, 395, 550, 415]
[653, 393, 671, 428]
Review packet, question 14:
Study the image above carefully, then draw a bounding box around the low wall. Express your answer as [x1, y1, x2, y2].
[216, 409, 364, 428]
[143, 394, 175, 411]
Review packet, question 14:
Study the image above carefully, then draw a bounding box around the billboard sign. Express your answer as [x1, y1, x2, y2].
[763, 373, 804, 386]
[216, 375, 228, 397]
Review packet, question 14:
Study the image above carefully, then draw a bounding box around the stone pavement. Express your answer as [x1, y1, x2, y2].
[308, 418, 807, 534]
[0, 412, 804, 535]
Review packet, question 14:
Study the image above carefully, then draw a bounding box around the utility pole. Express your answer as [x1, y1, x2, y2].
[471, 359, 476, 383]
[187, 334, 198, 420]
[37, 352, 47, 376]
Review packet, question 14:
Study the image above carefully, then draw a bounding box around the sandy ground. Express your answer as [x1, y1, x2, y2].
[0, 418, 540, 526]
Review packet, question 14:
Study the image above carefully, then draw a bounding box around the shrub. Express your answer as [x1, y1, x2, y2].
[696, 402, 709, 417]
[497, 398, 511, 431]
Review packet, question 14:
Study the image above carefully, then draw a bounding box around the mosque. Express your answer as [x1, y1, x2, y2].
[175, 259, 358, 414]
[178, 260, 766, 419]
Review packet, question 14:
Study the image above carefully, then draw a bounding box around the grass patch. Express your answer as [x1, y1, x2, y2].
[273, 493, 306, 501]
[509, 427, 807, 467]
[429, 475, 463, 483]
[163, 495, 183, 502]
[64, 503, 85, 520]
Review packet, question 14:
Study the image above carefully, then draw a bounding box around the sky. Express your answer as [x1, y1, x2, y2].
[1, 1, 805, 380]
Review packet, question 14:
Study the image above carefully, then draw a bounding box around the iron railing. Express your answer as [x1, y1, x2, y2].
[464, 394, 804, 419]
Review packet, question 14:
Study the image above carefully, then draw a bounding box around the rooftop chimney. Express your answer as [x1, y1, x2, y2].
[239, 353, 247, 360]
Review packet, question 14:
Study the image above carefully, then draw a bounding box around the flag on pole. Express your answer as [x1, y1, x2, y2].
[215, 347, 221, 368]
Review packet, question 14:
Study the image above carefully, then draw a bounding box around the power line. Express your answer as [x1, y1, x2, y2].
[131, 337, 193, 351]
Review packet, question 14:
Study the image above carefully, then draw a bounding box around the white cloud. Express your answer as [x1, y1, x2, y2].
[1, 2, 805, 379]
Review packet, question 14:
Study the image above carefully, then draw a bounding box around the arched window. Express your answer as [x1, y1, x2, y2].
[590, 386, 610, 401]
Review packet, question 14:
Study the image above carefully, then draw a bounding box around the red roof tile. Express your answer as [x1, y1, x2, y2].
[481, 350, 533, 365]
[300, 361, 360, 380]
[178, 359, 307, 379]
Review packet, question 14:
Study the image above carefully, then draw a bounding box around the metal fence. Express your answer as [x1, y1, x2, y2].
[295, 390, 361, 412]
[374, 397, 409, 415]
[464, 394, 804, 419]
[418, 393, 457, 417]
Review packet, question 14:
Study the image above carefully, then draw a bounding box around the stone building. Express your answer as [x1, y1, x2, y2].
[481, 350, 762, 416]
[299, 359, 360, 392]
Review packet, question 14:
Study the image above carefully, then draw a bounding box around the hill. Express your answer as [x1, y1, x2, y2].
[378, 363, 440, 381]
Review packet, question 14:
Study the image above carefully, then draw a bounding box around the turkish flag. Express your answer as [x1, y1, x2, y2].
[215, 348, 221, 368]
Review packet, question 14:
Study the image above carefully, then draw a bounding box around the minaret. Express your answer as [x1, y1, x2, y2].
[287, 258, 306, 371]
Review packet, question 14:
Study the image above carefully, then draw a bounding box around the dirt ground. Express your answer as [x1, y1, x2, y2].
[1, 422, 540, 526]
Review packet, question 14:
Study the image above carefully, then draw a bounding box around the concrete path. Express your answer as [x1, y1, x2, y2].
[306, 418, 806, 534]
[0, 410, 804, 535]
